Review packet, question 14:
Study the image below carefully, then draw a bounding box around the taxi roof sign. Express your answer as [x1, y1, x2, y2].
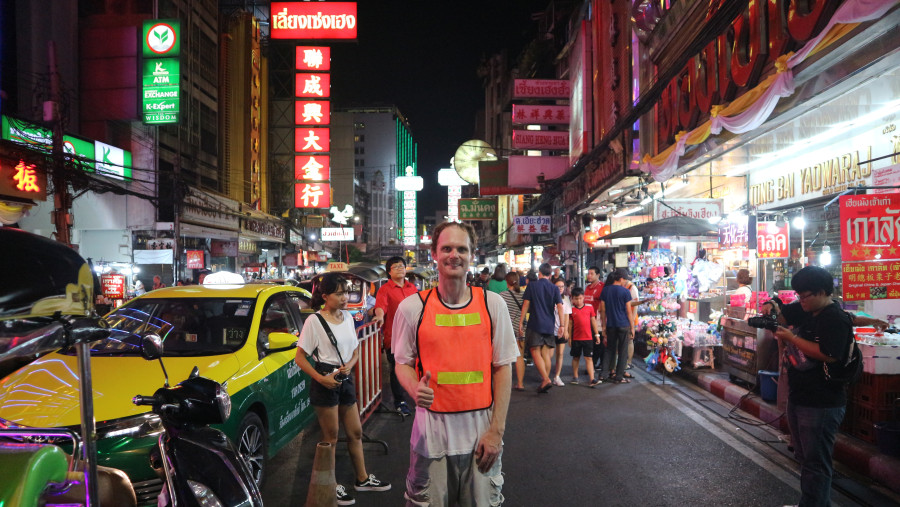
[326, 261, 348, 272]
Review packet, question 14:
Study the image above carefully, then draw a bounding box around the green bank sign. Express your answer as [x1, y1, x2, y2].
[142, 20, 181, 124]
[1, 115, 132, 180]
[458, 198, 497, 220]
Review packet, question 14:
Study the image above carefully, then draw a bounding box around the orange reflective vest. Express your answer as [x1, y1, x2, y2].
[416, 287, 494, 413]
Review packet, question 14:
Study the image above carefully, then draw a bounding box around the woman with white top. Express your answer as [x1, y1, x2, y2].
[294, 273, 391, 505]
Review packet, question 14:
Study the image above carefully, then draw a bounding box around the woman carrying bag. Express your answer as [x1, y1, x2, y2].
[294, 273, 391, 505]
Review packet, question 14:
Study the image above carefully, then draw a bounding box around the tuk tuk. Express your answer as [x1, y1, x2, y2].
[407, 266, 438, 291]
[310, 262, 387, 327]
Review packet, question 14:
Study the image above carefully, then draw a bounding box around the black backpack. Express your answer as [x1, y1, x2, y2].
[822, 311, 863, 386]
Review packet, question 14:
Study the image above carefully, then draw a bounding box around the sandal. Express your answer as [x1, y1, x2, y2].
[537, 381, 553, 393]
[513, 386, 525, 392]
[623, 372, 634, 379]
[616, 378, 631, 384]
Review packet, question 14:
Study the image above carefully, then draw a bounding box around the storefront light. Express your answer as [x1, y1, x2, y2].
[792, 216, 806, 229]
[819, 245, 832, 266]
[708, 216, 722, 224]
[613, 206, 641, 218]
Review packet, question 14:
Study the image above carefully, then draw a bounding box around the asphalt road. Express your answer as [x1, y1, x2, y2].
[262, 360, 893, 506]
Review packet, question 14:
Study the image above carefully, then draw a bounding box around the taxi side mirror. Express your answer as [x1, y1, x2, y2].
[264, 332, 297, 355]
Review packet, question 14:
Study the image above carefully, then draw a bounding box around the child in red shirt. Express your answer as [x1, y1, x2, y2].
[568, 287, 601, 386]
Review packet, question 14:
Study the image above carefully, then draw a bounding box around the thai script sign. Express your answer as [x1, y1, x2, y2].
[840, 194, 900, 262]
[458, 198, 497, 220]
[296, 46, 330, 71]
[100, 274, 126, 299]
[513, 216, 551, 234]
[270, 2, 358, 40]
[512, 105, 571, 125]
[842, 262, 900, 301]
[511, 130, 569, 150]
[210, 240, 238, 257]
[653, 199, 723, 220]
[185, 250, 205, 270]
[321, 227, 354, 241]
[757, 222, 789, 258]
[512, 79, 571, 99]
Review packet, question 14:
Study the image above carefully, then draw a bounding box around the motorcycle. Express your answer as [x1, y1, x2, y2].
[133, 334, 264, 506]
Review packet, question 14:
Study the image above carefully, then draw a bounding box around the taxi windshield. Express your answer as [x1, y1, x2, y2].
[61, 298, 256, 356]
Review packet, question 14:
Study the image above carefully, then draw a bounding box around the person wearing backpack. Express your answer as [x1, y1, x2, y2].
[762, 266, 856, 507]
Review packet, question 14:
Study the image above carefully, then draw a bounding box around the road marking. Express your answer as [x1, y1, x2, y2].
[642, 378, 803, 495]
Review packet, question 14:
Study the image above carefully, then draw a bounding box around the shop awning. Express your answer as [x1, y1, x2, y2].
[599, 216, 717, 240]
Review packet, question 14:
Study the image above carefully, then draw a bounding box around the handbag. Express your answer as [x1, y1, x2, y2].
[313, 313, 350, 382]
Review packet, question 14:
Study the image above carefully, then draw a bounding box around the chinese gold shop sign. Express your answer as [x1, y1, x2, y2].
[750, 147, 872, 208]
[840, 193, 900, 301]
[0, 159, 47, 201]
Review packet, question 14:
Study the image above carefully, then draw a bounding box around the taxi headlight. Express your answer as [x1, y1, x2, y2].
[96, 413, 163, 440]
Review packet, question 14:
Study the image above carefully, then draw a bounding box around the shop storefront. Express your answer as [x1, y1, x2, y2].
[240, 205, 287, 280]
[179, 187, 241, 282]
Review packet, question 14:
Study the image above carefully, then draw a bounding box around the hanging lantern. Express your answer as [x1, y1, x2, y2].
[583, 231, 599, 244]
[598, 224, 611, 237]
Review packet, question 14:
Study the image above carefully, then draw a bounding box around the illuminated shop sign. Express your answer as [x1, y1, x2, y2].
[0, 159, 47, 200]
[295, 73, 331, 98]
[294, 155, 331, 181]
[511, 105, 571, 125]
[270, 2, 358, 40]
[295, 182, 332, 209]
[142, 19, 181, 125]
[295, 100, 331, 126]
[295, 128, 330, 153]
[1, 115, 131, 179]
[296, 46, 331, 71]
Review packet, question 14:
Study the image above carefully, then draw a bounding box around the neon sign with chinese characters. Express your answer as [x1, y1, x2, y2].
[1, 159, 47, 200]
[296, 46, 331, 71]
[295, 128, 330, 153]
[295, 182, 331, 209]
[294, 155, 331, 181]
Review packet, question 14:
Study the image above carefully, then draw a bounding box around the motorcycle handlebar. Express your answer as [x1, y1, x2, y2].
[132, 395, 156, 406]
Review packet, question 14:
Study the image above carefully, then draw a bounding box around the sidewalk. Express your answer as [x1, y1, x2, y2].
[678, 368, 900, 495]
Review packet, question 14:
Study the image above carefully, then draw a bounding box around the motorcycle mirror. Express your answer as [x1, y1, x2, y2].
[141, 334, 171, 388]
[140, 334, 164, 360]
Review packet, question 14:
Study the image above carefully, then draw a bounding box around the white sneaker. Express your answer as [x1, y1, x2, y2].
[553, 376, 565, 387]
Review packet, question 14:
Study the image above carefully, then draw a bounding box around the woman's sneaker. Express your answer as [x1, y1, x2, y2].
[355, 473, 392, 491]
[336, 485, 356, 505]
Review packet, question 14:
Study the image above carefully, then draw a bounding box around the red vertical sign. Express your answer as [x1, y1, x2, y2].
[840, 193, 900, 300]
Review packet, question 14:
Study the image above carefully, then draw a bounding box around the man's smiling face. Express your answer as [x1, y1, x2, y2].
[434, 226, 472, 280]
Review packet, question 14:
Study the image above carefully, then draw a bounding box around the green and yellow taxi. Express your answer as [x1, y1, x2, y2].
[0, 283, 315, 501]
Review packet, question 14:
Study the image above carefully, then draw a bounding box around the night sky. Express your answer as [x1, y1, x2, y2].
[329, 1, 550, 220]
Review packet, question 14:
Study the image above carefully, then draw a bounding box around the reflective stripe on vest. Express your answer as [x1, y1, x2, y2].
[416, 287, 493, 413]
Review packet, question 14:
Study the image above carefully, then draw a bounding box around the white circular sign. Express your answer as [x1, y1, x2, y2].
[146, 23, 177, 55]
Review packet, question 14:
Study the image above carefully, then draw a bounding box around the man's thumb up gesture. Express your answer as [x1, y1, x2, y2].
[416, 371, 434, 408]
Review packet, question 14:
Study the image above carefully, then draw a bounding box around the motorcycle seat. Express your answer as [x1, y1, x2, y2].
[0, 442, 68, 507]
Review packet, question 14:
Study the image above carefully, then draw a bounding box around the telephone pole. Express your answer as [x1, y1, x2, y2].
[48, 41, 72, 247]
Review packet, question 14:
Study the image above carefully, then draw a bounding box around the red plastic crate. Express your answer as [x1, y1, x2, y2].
[845, 400, 897, 443]
[849, 373, 900, 408]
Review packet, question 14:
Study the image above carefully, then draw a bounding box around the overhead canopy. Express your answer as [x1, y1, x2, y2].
[599, 215, 717, 240]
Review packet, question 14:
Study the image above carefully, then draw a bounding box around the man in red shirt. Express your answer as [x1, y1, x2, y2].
[372, 256, 419, 415]
[583, 266, 604, 307]
[582, 266, 604, 371]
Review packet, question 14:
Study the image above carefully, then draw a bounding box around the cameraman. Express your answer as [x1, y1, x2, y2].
[761, 266, 857, 507]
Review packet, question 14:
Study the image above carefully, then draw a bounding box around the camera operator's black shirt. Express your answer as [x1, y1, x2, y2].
[781, 301, 853, 408]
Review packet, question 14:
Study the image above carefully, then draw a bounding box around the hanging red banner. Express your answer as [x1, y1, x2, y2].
[756, 222, 790, 258]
